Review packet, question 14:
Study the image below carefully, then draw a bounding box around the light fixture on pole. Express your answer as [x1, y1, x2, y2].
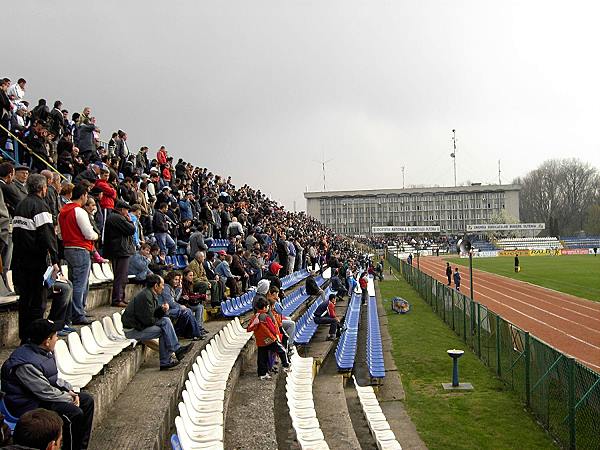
[456, 238, 473, 300]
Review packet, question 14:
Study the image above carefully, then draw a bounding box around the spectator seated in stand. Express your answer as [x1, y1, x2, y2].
[121, 274, 192, 371]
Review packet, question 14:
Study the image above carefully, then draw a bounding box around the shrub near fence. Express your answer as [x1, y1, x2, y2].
[386, 252, 600, 450]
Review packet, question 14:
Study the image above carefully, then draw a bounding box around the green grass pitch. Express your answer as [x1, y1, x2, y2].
[445, 255, 600, 302]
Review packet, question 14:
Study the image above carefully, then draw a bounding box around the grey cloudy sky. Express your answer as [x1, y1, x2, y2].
[8, 1, 600, 209]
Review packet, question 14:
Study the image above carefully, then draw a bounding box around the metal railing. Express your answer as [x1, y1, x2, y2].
[387, 252, 599, 450]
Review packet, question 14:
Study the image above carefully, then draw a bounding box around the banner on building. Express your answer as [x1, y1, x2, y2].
[561, 249, 591, 255]
[372, 226, 441, 233]
[466, 223, 545, 232]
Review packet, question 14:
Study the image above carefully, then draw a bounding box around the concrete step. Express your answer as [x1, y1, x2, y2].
[313, 354, 362, 450]
[88, 320, 233, 450]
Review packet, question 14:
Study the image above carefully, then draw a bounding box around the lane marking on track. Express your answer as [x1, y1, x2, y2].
[415, 259, 600, 371]
[418, 260, 600, 333]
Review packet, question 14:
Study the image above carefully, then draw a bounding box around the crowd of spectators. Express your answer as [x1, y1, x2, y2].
[0, 76, 365, 448]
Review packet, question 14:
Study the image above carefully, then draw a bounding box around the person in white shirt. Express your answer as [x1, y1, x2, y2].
[7, 78, 26, 108]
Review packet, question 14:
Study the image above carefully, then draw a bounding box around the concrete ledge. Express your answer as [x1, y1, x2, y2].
[87, 344, 152, 428]
[0, 283, 142, 347]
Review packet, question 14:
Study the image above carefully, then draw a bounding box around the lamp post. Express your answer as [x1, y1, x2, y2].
[457, 238, 473, 300]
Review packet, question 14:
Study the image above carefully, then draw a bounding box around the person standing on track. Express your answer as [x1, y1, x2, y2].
[453, 267, 461, 292]
[445, 262, 452, 286]
[514, 254, 520, 273]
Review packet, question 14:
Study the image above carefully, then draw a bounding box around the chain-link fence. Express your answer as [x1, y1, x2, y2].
[388, 255, 599, 449]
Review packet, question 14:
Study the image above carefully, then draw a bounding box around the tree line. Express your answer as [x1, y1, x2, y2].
[514, 158, 600, 236]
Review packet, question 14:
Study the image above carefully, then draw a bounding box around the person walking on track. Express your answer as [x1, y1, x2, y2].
[445, 262, 452, 286]
[453, 267, 461, 292]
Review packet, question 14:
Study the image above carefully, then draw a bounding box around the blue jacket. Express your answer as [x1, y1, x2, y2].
[160, 284, 183, 317]
[453, 272, 461, 285]
[129, 253, 152, 280]
[1, 344, 61, 416]
[179, 200, 193, 220]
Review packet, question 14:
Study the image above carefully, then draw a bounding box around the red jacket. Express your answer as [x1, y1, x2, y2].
[359, 277, 368, 290]
[247, 309, 278, 346]
[157, 149, 167, 165]
[58, 203, 98, 251]
[94, 179, 117, 209]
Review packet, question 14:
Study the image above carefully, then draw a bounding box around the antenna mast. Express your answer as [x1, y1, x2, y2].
[451, 129, 457, 187]
[498, 160, 502, 185]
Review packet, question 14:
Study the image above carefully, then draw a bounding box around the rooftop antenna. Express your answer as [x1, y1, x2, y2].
[451, 129, 457, 187]
[498, 159, 502, 185]
[314, 153, 334, 191]
[401, 166, 405, 189]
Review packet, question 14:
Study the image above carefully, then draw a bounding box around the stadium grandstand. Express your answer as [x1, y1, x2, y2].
[0, 76, 410, 449]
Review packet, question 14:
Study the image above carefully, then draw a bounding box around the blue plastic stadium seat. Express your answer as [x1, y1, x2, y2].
[0, 398, 18, 431]
[366, 294, 385, 379]
[170, 433, 182, 450]
[335, 290, 361, 371]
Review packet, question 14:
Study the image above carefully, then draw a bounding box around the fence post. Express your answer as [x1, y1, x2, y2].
[477, 302, 481, 357]
[462, 296, 467, 343]
[496, 317, 501, 377]
[451, 290, 455, 331]
[443, 283, 446, 324]
[567, 357, 576, 450]
[525, 332, 531, 407]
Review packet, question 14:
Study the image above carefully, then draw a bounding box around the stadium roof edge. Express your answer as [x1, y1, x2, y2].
[304, 184, 522, 198]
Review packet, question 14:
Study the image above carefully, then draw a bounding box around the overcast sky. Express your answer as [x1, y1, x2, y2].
[7, 1, 600, 209]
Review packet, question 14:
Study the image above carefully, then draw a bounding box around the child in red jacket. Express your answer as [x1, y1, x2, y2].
[247, 297, 290, 380]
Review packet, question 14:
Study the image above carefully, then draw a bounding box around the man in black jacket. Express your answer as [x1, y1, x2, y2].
[121, 275, 191, 370]
[103, 200, 135, 307]
[305, 271, 323, 298]
[11, 174, 60, 343]
[153, 202, 176, 255]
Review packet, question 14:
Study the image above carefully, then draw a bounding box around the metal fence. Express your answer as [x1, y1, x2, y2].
[387, 253, 600, 450]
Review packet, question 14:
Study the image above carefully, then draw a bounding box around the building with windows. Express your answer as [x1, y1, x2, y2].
[304, 184, 521, 235]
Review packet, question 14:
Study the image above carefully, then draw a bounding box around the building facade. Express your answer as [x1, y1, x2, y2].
[304, 184, 521, 235]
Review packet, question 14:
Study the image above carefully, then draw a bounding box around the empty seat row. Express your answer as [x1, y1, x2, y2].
[207, 239, 229, 249]
[88, 262, 115, 285]
[54, 313, 135, 389]
[287, 353, 329, 449]
[220, 267, 318, 317]
[335, 290, 361, 371]
[281, 268, 310, 290]
[281, 288, 310, 318]
[353, 376, 401, 450]
[366, 296, 385, 379]
[171, 317, 251, 450]
[220, 291, 256, 317]
[166, 255, 188, 270]
[293, 288, 333, 346]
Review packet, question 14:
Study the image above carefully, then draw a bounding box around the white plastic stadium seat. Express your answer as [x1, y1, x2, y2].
[102, 316, 131, 343]
[54, 340, 103, 376]
[57, 368, 91, 391]
[101, 262, 114, 281]
[175, 416, 223, 450]
[67, 332, 113, 365]
[112, 312, 126, 337]
[91, 320, 131, 350]
[80, 326, 122, 356]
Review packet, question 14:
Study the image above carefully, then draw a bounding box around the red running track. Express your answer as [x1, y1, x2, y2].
[416, 257, 600, 372]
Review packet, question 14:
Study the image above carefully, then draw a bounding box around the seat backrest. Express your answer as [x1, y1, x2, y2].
[91, 320, 110, 345]
[101, 262, 114, 280]
[54, 340, 76, 372]
[102, 316, 120, 340]
[80, 326, 103, 355]
[113, 312, 125, 335]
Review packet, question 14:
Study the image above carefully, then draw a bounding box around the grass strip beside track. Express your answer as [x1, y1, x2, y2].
[446, 255, 600, 301]
[380, 265, 557, 450]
